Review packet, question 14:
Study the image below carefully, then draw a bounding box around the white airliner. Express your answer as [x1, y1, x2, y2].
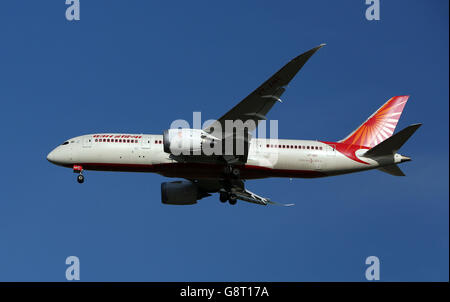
[47, 45, 421, 206]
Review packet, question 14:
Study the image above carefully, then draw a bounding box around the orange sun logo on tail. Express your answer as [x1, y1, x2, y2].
[340, 96, 409, 148]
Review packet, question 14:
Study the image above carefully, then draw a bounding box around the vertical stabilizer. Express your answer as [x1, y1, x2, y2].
[340, 96, 409, 147]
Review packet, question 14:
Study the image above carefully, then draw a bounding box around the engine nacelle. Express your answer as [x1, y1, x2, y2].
[163, 128, 218, 155]
[161, 180, 198, 205]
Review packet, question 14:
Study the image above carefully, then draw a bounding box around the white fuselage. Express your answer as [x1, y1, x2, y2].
[47, 133, 400, 180]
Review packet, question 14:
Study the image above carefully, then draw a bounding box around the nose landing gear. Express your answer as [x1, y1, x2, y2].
[77, 174, 85, 184]
[73, 165, 84, 184]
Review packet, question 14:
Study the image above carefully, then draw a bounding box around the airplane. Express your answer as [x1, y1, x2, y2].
[47, 44, 421, 206]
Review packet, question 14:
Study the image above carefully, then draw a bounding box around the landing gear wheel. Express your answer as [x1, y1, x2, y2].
[220, 192, 229, 203]
[229, 195, 237, 205]
[77, 174, 85, 184]
[231, 168, 240, 178]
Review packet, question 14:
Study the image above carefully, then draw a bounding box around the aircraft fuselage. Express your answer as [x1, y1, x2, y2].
[47, 133, 401, 180]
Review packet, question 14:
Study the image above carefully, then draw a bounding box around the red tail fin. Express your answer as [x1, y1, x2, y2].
[340, 96, 409, 148]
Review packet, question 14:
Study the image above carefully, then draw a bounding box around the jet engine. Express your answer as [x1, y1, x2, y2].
[160, 180, 199, 205]
[163, 128, 218, 155]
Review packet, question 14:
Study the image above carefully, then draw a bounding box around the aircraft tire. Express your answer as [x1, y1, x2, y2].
[220, 192, 229, 203]
[77, 174, 84, 184]
[229, 195, 237, 205]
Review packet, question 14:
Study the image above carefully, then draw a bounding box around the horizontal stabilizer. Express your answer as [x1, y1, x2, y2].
[364, 123, 422, 157]
[377, 164, 406, 176]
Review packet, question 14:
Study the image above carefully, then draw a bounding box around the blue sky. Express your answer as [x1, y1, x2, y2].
[0, 1, 448, 281]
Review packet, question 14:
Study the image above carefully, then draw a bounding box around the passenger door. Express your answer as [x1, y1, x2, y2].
[141, 135, 151, 149]
[82, 136, 93, 148]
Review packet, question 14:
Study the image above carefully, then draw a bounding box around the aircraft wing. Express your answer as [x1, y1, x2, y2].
[203, 44, 325, 136]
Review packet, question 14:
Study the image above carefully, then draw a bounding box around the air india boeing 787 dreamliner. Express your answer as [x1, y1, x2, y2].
[47, 44, 421, 206]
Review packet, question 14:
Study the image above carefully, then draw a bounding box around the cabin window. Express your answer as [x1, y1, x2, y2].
[61, 141, 69, 145]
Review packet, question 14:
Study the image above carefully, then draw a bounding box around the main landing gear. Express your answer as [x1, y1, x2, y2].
[73, 165, 84, 184]
[220, 165, 241, 205]
[219, 191, 237, 205]
[224, 166, 240, 179]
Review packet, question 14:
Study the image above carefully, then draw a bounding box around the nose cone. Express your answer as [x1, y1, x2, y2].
[47, 149, 57, 164]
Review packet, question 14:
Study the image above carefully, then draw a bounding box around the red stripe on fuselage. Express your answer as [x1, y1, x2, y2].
[64, 162, 327, 179]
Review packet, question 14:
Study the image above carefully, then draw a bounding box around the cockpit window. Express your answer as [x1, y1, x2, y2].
[61, 141, 69, 145]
